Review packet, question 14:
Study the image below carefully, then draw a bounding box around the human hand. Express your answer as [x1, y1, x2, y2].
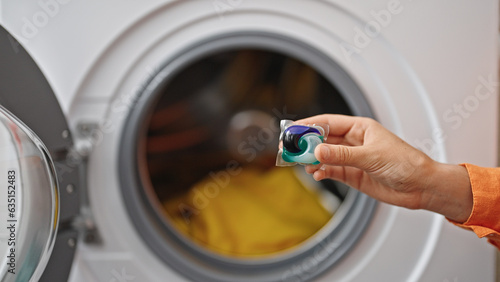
[297, 114, 472, 223]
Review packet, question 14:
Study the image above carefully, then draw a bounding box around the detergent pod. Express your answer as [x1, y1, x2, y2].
[276, 120, 329, 166]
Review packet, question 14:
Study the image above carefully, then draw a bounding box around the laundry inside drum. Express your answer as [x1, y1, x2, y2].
[142, 49, 353, 258]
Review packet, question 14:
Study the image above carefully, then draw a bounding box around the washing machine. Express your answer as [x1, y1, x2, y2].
[0, 0, 498, 281]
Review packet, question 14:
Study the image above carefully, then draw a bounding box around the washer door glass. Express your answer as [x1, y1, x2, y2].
[0, 106, 59, 282]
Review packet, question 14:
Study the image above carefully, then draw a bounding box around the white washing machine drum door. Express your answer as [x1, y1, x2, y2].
[0, 26, 78, 282]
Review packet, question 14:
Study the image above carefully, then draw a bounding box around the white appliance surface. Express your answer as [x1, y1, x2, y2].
[0, 1, 497, 281]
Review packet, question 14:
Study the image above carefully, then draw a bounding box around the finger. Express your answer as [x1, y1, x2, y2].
[305, 163, 322, 174]
[296, 114, 371, 137]
[322, 136, 345, 145]
[312, 165, 417, 208]
[313, 167, 338, 181]
[314, 143, 367, 169]
[312, 165, 363, 188]
[312, 170, 326, 181]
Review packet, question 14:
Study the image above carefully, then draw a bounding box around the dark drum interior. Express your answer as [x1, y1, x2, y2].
[142, 49, 353, 257]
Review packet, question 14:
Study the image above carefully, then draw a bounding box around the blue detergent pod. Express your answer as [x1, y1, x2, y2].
[276, 120, 328, 166]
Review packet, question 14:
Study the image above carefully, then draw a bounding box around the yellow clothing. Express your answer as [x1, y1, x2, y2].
[163, 167, 332, 257]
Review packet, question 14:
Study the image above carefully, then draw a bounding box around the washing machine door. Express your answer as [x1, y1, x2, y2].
[0, 26, 78, 282]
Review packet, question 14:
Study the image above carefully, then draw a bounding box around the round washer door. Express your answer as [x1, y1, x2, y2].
[0, 25, 77, 282]
[0, 105, 58, 282]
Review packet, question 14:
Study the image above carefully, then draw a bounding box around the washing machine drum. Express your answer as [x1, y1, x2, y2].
[119, 33, 377, 281]
[142, 49, 349, 257]
[0, 26, 78, 282]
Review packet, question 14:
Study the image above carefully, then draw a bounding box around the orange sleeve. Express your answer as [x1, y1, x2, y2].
[449, 163, 500, 249]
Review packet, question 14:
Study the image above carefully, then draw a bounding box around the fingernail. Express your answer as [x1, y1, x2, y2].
[319, 145, 329, 160]
[313, 171, 321, 181]
[319, 165, 326, 171]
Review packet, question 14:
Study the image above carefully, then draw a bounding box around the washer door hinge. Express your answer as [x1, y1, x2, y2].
[53, 122, 103, 244]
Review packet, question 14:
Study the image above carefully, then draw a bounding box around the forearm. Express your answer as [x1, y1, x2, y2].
[422, 162, 473, 223]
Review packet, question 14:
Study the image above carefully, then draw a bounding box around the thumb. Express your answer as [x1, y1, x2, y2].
[314, 143, 366, 168]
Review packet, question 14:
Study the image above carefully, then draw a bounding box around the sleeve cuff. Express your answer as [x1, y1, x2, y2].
[448, 163, 500, 242]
